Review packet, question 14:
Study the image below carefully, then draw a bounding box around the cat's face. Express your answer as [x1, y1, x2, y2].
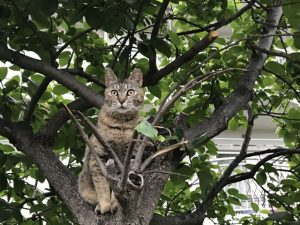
[104, 68, 144, 115]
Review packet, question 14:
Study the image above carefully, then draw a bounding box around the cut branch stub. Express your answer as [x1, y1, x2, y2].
[127, 171, 144, 189]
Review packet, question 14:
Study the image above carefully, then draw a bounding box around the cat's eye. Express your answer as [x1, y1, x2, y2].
[127, 89, 135, 96]
[111, 90, 118, 96]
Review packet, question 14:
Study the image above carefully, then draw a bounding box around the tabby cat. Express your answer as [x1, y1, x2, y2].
[78, 68, 144, 214]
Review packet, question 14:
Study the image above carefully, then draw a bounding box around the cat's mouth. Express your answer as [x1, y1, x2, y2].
[119, 105, 128, 110]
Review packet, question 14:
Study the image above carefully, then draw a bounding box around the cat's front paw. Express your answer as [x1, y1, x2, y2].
[110, 199, 119, 213]
[95, 202, 111, 215]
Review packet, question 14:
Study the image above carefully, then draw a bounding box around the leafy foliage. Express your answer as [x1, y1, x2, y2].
[0, 0, 299, 224]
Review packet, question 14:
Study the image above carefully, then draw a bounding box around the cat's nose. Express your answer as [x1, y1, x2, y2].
[118, 96, 126, 104]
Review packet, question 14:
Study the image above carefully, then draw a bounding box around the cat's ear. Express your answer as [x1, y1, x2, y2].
[105, 67, 118, 87]
[128, 69, 143, 87]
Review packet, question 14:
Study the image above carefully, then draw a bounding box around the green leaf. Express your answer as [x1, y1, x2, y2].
[0, 151, 6, 168]
[0, 67, 7, 80]
[138, 42, 156, 59]
[59, 51, 71, 67]
[31, 0, 58, 16]
[205, 140, 218, 155]
[3, 77, 19, 93]
[0, 173, 7, 192]
[0, 144, 15, 152]
[150, 37, 172, 57]
[228, 117, 239, 131]
[294, 34, 300, 49]
[268, 211, 289, 221]
[168, 31, 181, 47]
[53, 85, 69, 95]
[0, 6, 12, 20]
[227, 188, 239, 195]
[178, 164, 194, 177]
[283, 0, 300, 30]
[265, 61, 285, 76]
[228, 196, 241, 206]
[197, 167, 213, 195]
[13, 179, 25, 194]
[251, 202, 259, 212]
[147, 85, 161, 98]
[256, 171, 267, 185]
[287, 107, 300, 129]
[135, 120, 158, 140]
[85, 7, 103, 28]
[124, 0, 138, 4]
[236, 193, 248, 200]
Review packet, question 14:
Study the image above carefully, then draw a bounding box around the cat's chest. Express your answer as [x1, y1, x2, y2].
[100, 126, 133, 144]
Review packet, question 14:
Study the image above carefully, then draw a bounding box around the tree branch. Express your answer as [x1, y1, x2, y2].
[150, 2, 283, 225]
[24, 77, 52, 123]
[55, 27, 95, 58]
[39, 98, 95, 139]
[143, 31, 219, 86]
[0, 119, 98, 225]
[176, 0, 256, 36]
[134, 68, 246, 171]
[184, 2, 283, 143]
[65, 68, 105, 88]
[0, 45, 103, 108]
[263, 67, 300, 100]
[228, 148, 300, 184]
[148, 0, 170, 74]
[253, 45, 300, 65]
[119, 131, 138, 192]
[64, 105, 109, 177]
[77, 111, 123, 172]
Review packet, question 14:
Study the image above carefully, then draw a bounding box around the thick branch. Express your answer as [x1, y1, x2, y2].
[151, 2, 283, 225]
[0, 120, 98, 225]
[184, 3, 283, 143]
[143, 31, 219, 86]
[134, 68, 245, 171]
[0, 45, 103, 108]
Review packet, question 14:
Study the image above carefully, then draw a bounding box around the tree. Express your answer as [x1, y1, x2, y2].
[0, 0, 299, 224]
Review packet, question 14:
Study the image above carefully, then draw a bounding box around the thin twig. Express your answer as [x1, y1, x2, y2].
[195, 105, 255, 216]
[56, 27, 95, 58]
[148, 0, 170, 73]
[134, 68, 248, 172]
[119, 130, 138, 192]
[140, 140, 188, 172]
[153, 68, 249, 126]
[177, 0, 256, 36]
[77, 111, 123, 172]
[24, 77, 52, 122]
[62, 104, 108, 177]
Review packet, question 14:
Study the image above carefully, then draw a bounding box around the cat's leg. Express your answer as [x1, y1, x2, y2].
[110, 191, 119, 213]
[78, 170, 98, 204]
[89, 156, 112, 214]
